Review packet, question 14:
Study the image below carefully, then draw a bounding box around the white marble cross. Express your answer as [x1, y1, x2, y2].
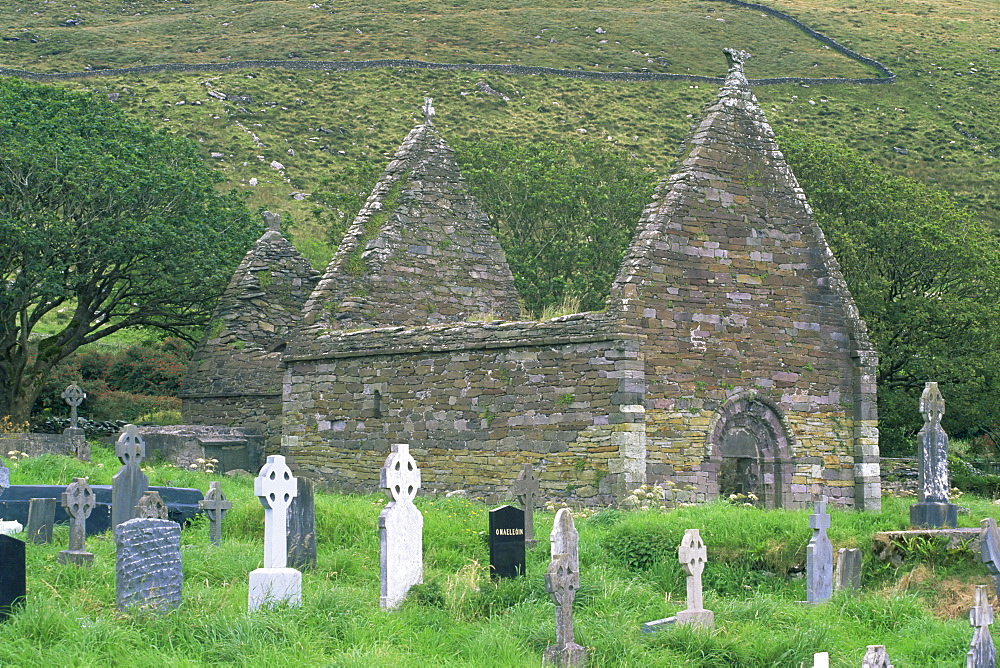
[968, 584, 996, 668]
[379, 444, 424, 609]
[676, 528, 714, 628]
[254, 455, 298, 569]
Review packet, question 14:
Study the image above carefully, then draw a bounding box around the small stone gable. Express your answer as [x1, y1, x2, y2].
[180, 214, 319, 444]
[302, 100, 521, 329]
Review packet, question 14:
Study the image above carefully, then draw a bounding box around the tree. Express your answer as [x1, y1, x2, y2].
[779, 132, 1000, 454]
[0, 78, 259, 422]
[456, 139, 656, 315]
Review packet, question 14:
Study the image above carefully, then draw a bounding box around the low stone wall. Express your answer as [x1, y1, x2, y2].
[138, 426, 264, 474]
[0, 433, 88, 460]
[880, 457, 918, 497]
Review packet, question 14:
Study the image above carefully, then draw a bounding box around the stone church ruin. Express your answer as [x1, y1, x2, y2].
[182, 50, 881, 510]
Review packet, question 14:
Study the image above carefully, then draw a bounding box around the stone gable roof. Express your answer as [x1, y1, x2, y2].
[302, 109, 522, 330]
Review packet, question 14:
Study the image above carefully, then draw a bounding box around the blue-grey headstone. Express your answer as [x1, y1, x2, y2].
[115, 518, 182, 613]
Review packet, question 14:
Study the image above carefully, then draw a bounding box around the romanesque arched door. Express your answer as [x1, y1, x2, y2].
[706, 392, 793, 509]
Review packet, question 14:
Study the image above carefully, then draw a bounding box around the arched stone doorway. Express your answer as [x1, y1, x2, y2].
[706, 392, 793, 509]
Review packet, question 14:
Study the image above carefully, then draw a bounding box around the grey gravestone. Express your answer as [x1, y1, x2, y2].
[379, 444, 423, 609]
[0, 534, 26, 620]
[834, 547, 862, 592]
[248, 455, 301, 611]
[489, 505, 525, 579]
[968, 584, 996, 668]
[910, 382, 958, 528]
[135, 490, 168, 520]
[26, 497, 56, 545]
[643, 528, 714, 632]
[198, 481, 231, 546]
[0, 462, 9, 491]
[58, 477, 96, 566]
[115, 518, 182, 613]
[981, 518, 1000, 603]
[511, 463, 540, 548]
[543, 508, 585, 667]
[806, 499, 833, 603]
[287, 476, 317, 571]
[61, 383, 86, 437]
[112, 425, 149, 530]
[862, 645, 894, 668]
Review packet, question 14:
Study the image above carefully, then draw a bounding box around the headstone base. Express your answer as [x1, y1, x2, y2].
[543, 642, 586, 667]
[641, 616, 677, 633]
[910, 502, 958, 528]
[0, 521, 23, 536]
[58, 549, 95, 566]
[676, 609, 714, 628]
[248, 567, 302, 611]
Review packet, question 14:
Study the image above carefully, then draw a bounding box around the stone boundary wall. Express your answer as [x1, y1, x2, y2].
[0, 433, 87, 460]
[0, 0, 894, 87]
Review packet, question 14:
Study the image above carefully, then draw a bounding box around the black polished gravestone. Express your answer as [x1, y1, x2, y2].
[489, 505, 526, 579]
[0, 534, 26, 620]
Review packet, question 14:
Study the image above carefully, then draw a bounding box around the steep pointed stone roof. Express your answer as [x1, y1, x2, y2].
[180, 215, 320, 399]
[302, 105, 521, 329]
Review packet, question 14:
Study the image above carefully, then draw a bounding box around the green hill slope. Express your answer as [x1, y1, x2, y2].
[1, 0, 997, 269]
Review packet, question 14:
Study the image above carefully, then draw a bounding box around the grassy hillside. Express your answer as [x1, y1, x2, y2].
[1, 0, 997, 270]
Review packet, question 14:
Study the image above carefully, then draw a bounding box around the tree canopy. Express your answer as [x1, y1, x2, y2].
[0, 78, 259, 421]
[779, 132, 1000, 455]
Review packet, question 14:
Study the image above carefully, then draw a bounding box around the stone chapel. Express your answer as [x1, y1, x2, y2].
[182, 50, 881, 510]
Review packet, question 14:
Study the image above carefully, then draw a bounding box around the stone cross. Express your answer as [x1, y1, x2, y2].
[61, 383, 86, 430]
[255, 454, 298, 569]
[806, 499, 833, 603]
[26, 497, 57, 545]
[910, 382, 958, 528]
[379, 443, 424, 609]
[968, 584, 996, 668]
[982, 518, 1000, 603]
[58, 477, 96, 565]
[263, 210, 281, 232]
[136, 490, 168, 520]
[834, 547, 862, 592]
[862, 645, 894, 668]
[249, 455, 302, 611]
[543, 508, 585, 667]
[676, 528, 714, 627]
[422, 97, 435, 123]
[198, 481, 232, 546]
[115, 517, 182, 613]
[511, 462, 540, 548]
[112, 424, 149, 530]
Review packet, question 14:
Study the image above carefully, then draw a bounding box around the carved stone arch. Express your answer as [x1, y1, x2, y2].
[705, 391, 794, 509]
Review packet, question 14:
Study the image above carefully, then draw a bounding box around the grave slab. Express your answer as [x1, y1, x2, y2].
[26, 497, 56, 545]
[115, 518, 182, 613]
[834, 547, 862, 592]
[287, 476, 316, 571]
[489, 505, 526, 579]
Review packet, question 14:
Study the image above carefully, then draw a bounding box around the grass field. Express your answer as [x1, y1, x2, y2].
[1, 0, 996, 270]
[1, 445, 998, 665]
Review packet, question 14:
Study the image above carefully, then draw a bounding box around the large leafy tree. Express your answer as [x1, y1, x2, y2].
[779, 132, 1000, 454]
[0, 79, 259, 421]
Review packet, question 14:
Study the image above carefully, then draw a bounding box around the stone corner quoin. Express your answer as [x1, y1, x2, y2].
[182, 52, 880, 511]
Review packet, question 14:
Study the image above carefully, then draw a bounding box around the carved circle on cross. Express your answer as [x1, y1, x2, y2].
[115, 424, 146, 466]
[61, 383, 86, 407]
[383, 444, 421, 504]
[255, 455, 297, 511]
[64, 478, 96, 520]
[678, 529, 707, 578]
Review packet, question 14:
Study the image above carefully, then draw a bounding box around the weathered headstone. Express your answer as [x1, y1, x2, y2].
[115, 517, 182, 613]
[910, 382, 958, 528]
[26, 497, 57, 545]
[489, 505, 526, 579]
[198, 481, 232, 546]
[806, 499, 833, 603]
[135, 490, 168, 520]
[111, 424, 149, 530]
[642, 528, 714, 632]
[0, 461, 9, 491]
[248, 455, 301, 611]
[543, 508, 585, 667]
[287, 476, 317, 571]
[58, 477, 95, 566]
[0, 534, 26, 620]
[862, 645, 894, 668]
[379, 443, 423, 609]
[511, 462, 540, 548]
[981, 518, 1000, 603]
[61, 383, 86, 437]
[968, 584, 996, 668]
[834, 547, 862, 592]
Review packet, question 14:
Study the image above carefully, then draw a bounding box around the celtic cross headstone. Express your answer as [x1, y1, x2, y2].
[543, 508, 585, 667]
[806, 499, 833, 603]
[511, 462, 540, 548]
[198, 481, 232, 546]
[968, 584, 996, 668]
[379, 443, 424, 609]
[59, 477, 96, 566]
[862, 645, 894, 668]
[910, 382, 958, 528]
[111, 424, 149, 530]
[61, 383, 86, 431]
[677, 529, 714, 627]
[248, 455, 301, 611]
[136, 490, 168, 520]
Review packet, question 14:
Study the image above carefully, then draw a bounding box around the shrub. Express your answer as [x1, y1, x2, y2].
[90, 391, 181, 422]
